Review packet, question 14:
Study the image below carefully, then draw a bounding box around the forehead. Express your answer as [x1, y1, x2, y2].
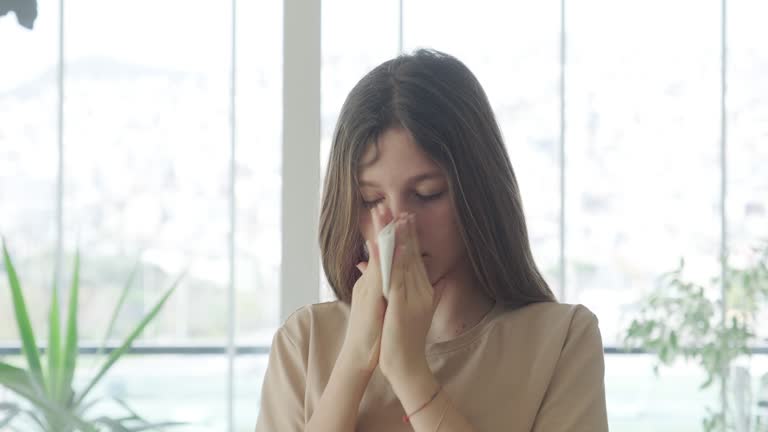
[358, 128, 441, 179]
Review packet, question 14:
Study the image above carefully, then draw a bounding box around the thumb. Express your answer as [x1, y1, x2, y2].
[356, 261, 368, 273]
[388, 221, 408, 298]
[356, 240, 378, 273]
[366, 240, 380, 270]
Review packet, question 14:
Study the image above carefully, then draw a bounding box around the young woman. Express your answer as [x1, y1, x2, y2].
[255, 49, 608, 432]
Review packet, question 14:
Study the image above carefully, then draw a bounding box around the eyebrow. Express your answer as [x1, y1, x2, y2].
[359, 172, 443, 187]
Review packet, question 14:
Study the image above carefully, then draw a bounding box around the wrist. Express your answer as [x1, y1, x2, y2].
[390, 371, 440, 413]
[383, 355, 430, 383]
[339, 343, 378, 376]
[388, 361, 436, 403]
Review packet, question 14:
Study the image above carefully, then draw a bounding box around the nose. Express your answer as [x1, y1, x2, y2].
[378, 199, 413, 225]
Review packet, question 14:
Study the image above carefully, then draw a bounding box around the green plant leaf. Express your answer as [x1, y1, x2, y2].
[2, 244, 185, 431]
[92, 416, 131, 432]
[109, 397, 187, 430]
[0, 362, 60, 428]
[47, 278, 62, 402]
[0, 402, 21, 428]
[60, 250, 80, 412]
[98, 258, 141, 358]
[669, 330, 678, 350]
[2, 240, 45, 392]
[112, 397, 146, 422]
[0, 362, 94, 432]
[22, 409, 48, 431]
[76, 396, 105, 418]
[0, 361, 37, 396]
[76, 271, 185, 406]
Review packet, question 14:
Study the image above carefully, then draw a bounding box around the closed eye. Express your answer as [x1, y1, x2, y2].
[418, 191, 445, 202]
[361, 192, 444, 209]
[361, 199, 380, 209]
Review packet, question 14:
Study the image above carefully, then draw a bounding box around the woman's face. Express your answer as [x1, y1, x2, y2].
[358, 127, 466, 285]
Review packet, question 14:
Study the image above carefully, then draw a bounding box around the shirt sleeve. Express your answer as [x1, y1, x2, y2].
[254, 326, 308, 432]
[531, 305, 609, 432]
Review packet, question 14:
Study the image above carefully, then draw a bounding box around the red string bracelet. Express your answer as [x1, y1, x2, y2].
[402, 385, 442, 424]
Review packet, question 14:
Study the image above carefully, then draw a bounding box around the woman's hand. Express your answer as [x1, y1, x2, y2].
[379, 212, 440, 389]
[340, 207, 388, 374]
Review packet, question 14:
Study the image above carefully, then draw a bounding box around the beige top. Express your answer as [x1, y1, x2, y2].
[255, 301, 609, 432]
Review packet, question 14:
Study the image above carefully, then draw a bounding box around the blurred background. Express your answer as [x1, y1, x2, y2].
[1, 0, 766, 431]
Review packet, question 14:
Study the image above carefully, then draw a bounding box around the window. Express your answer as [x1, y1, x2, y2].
[2, 0, 767, 430]
[0, 0, 60, 341]
[1, 0, 281, 430]
[320, 0, 399, 301]
[565, 0, 722, 345]
[728, 0, 768, 343]
[403, 0, 562, 298]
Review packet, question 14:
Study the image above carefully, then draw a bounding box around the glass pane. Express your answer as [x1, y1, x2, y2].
[234, 0, 282, 343]
[87, 354, 231, 431]
[112, 354, 265, 432]
[566, 0, 722, 345]
[728, 0, 768, 345]
[320, 0, 399, 301]
[605, 354, 719, 431]
[233, 0, 282, 428]
[235, 352, 270, 431]
[62, 0, 232, 343]
[0, 0, 60, 341]
[403, 0, 562, 296]
[0, 353, 269, 432]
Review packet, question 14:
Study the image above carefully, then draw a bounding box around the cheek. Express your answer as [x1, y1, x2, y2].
[418, 207, 462, 283]
[358, 213, 373, 240]
[419, 203, 458, 247]
[358, 211, 386, 243]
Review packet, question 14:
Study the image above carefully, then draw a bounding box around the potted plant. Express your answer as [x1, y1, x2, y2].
[0, 239, 186, 431]
[624, 240, 768, 432]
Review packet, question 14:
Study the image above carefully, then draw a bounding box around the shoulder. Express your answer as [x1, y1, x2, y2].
[514, 304, 608, 429]
[502, 301, 597, 327]
[494, 302, 601, 349]
[517, 301, 598, 328]
[276, 300, 350, 347]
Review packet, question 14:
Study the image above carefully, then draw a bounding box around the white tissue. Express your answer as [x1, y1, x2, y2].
[377, 220, 397, 300]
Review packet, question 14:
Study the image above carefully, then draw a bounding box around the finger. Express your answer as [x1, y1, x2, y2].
[370, 207, 382, 237]
[403, 244, 430, 304]
[403, 264, 428, 312]
[356, 261, 368, 273]
[405, 215, 434, 306]
[407, 213, 429, 281]
[388, 218, 409, 300]
[381, 205, 396, 227]
[365, 240, 380, 272]
[406, 213, 421, 259]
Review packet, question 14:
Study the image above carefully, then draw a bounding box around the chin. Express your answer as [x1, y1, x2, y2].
[426, 254, 464, 287]
[425, 263, 444, 286]
[422, 255, 452, 286]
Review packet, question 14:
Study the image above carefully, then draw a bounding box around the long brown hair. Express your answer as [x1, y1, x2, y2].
[319, 49, 556, 307]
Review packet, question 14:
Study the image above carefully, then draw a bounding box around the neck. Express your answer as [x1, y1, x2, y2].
[426, 258, 494, 344]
